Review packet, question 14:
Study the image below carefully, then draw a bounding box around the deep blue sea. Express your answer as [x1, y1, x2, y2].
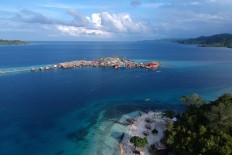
[0, 41, 232, 155]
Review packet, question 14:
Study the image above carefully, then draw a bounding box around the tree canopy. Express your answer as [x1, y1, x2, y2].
[152, 128, 158, 134]
[162, 110, 176, 119]
[167, 93, 232, 155]
[180, 93, 204, 108]
[130, 136, 148, 148]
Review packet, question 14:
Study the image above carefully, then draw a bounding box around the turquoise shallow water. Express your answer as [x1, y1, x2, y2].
[0, 41, 232, 155]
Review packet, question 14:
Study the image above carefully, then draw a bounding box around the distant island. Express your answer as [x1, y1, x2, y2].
[177, 33, 232, 48]
[0, 39, 28, 45]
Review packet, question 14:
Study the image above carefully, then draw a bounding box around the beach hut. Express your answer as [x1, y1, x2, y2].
[145, 124, 152, 130]
[143, 131, 149, 136]
[145, 118, 151, 123]
[133, 149, 141, 155]
[39, 67, 44, 71]
[31, 68, 36, 71]
[155, 142, 167, 150]
[150, 144, 156, 151]
[126, 118, 136, 124]
[120, 63, 126, 68]
[91, 61, 99, 67]
[114, 64, 120, 69]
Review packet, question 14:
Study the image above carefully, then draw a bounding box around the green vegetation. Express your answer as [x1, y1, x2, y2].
[177, 34, 232, 48]
[162, 110, 176, 119]
[130, 136, 148, 148]
[180, 93, 204, 108]
[166, 93, 232, 155]
[0, 39, 28, 45]
[152, 128, 158, 134]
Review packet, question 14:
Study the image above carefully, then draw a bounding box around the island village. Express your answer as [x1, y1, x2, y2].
[34, 57, 160, 71]
[0, 57, 160, 74]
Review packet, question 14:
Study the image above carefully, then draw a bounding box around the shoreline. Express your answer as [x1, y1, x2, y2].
[119, 111, 172, 155]
[90, 110, 175, 155]
[0, 57, 160, 75]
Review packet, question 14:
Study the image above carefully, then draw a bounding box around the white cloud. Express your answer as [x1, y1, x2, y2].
[142, 2, 171, 8]
[99, 12, 149, 33]
[65, 10, 149, 34]
[100, 12, 126, 32]
[55, 11, 149, 37]
[189, 2, 202, 5]
[183, 1, 202, 6]
[56, 25, 111, 37]
[68, 9, 90, 27]
[12, 9, 150, 38]
[91, 13, 101, 27]
[175, 12, 229, 24]
[0, 27, 35, 32]
[40, 3, 107, 10]
[205, 0, 232, 4]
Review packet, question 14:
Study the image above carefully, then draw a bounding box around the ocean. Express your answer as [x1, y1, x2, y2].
[0, 41, 232, 155]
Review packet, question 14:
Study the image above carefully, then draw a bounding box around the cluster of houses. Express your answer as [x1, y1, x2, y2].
[31, 65, 58, 71]
[0, 57, 160, 75]
[31, 57, 160, 71]
[91, 57, 160, 69]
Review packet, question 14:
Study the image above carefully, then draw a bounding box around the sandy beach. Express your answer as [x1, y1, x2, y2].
[116, 111, 171, 155]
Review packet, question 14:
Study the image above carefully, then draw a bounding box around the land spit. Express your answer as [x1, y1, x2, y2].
[0, 57, 160, 74]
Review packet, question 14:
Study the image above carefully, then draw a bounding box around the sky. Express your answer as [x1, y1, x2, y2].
[0, 0, 232, 41]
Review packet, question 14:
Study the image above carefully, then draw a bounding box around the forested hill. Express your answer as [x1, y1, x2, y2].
[166, 93, 232, 155]
[177, 34, 232, 48]
[0, 40, 28, 45]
